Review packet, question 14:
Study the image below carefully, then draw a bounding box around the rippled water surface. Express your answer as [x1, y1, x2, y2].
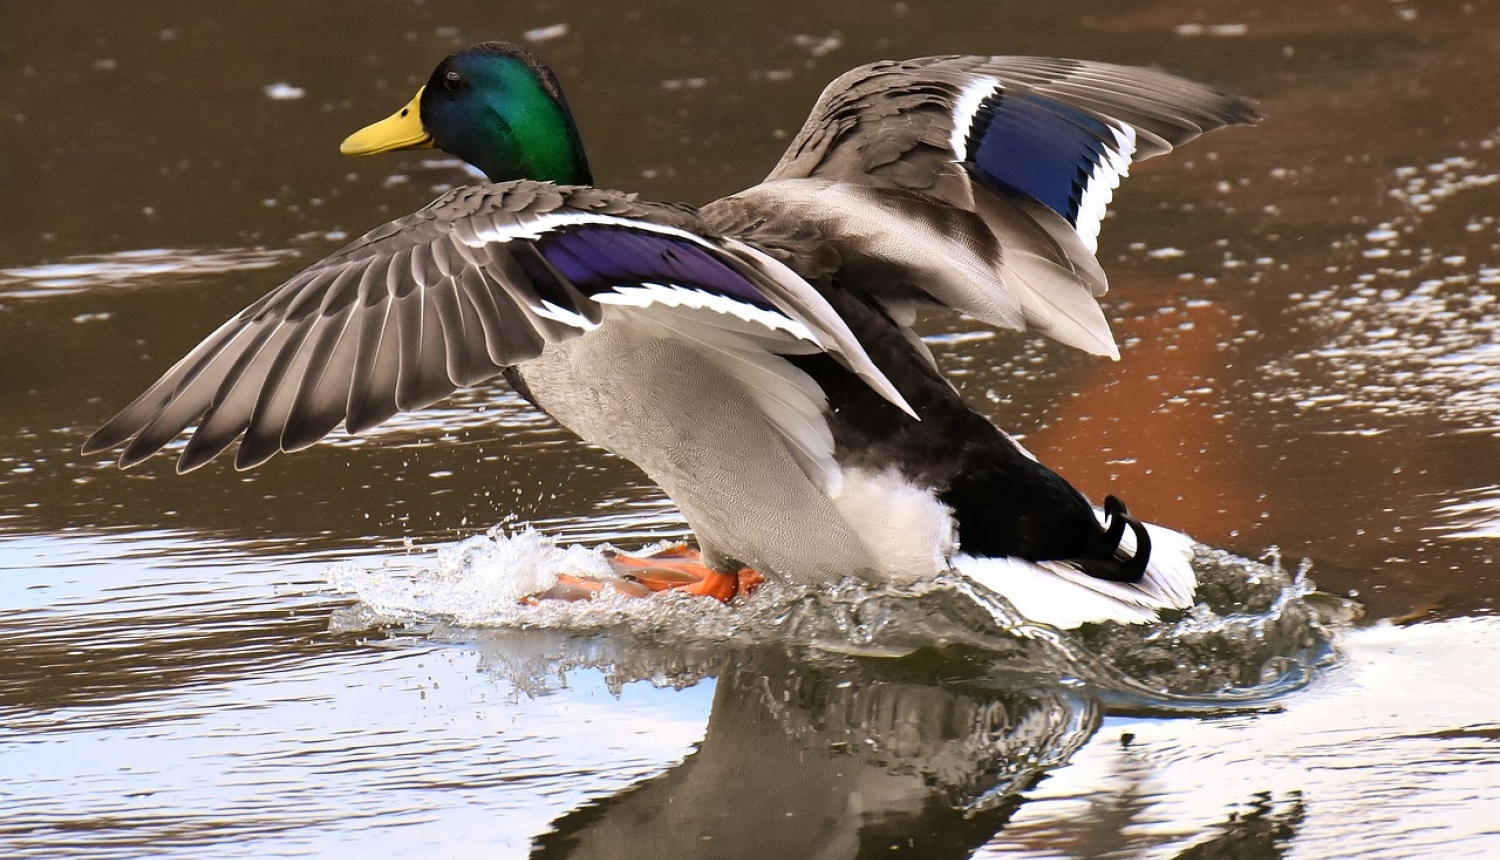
[3, 1, 1498, 857]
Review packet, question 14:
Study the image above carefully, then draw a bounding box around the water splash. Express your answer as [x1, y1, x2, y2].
[1074, 547, 1353, 712]
[327, 528, 1350, 716]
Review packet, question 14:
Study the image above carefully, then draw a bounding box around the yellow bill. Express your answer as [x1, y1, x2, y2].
[340, 87, 433, 155]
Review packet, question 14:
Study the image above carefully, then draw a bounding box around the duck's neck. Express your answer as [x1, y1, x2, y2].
[483, 82, 592, 185]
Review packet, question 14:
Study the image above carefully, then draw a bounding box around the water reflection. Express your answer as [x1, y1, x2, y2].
[997, 788, 1306, 860]
[0, 527, 1488, 859]
[525, 645, 1098, 859]
[1019, 617, 1500, 860]
[0, 247, 299, 300]
[0, 531, 347, 729]
[453, 619, 1328, 858]
[1429, 485, 1500, 541]
[335, 531, 1342, 858]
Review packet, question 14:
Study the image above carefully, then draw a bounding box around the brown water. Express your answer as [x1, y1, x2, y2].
[3, 1, 1498, 857]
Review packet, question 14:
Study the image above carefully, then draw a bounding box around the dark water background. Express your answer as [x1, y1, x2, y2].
[2, 1, 1497, 857]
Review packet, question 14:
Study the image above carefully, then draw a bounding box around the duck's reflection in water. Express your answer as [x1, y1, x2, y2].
[448, 555, 1326, 860]
[506, 643, 1094, 858]
[465, 635, 1312, 859]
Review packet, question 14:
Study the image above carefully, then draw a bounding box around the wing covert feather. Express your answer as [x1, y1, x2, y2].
[85, 182, 907, 469]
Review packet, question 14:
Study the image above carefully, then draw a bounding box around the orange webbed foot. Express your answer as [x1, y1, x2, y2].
[605, 544, 761, 602]
[520, 544, 762, 605]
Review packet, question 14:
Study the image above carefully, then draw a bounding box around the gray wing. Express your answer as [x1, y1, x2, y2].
[754, 56, 1258, 356]
[84, 181, 908, 473]
[769, 54, 1259, 204]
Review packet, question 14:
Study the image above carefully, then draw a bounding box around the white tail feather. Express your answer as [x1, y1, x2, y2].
[954, 519, 1196, 629]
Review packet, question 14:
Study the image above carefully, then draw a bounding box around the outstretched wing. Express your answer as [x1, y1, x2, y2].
[763, 56, 1258, 356]
[770, 55, 1258, 250]
[84, 181, 909, 473]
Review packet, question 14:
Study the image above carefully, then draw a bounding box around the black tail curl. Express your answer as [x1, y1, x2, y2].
[1077, 495, 1152, 583]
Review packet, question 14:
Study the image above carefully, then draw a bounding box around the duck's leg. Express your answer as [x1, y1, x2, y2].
[521, 544, 762, 605]
[605, 544, 756, 601]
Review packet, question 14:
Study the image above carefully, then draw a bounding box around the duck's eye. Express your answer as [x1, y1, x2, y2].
[443, 70, 464, 92]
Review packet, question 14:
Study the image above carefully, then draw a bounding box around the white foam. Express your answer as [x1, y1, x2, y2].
[327, 528, 613, 627]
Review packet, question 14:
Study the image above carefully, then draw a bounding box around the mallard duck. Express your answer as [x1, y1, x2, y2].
[84, 42, 1257, 627]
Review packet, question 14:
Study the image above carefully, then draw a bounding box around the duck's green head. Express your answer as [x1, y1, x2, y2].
[341, 41, 592, 186]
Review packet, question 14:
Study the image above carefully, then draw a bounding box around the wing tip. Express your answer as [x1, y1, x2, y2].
[79, 430, 115, 458]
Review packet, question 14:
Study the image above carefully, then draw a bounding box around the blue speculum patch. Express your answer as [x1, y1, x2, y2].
[967, 91, 1115, 227]
[536, 226, 779, 311]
